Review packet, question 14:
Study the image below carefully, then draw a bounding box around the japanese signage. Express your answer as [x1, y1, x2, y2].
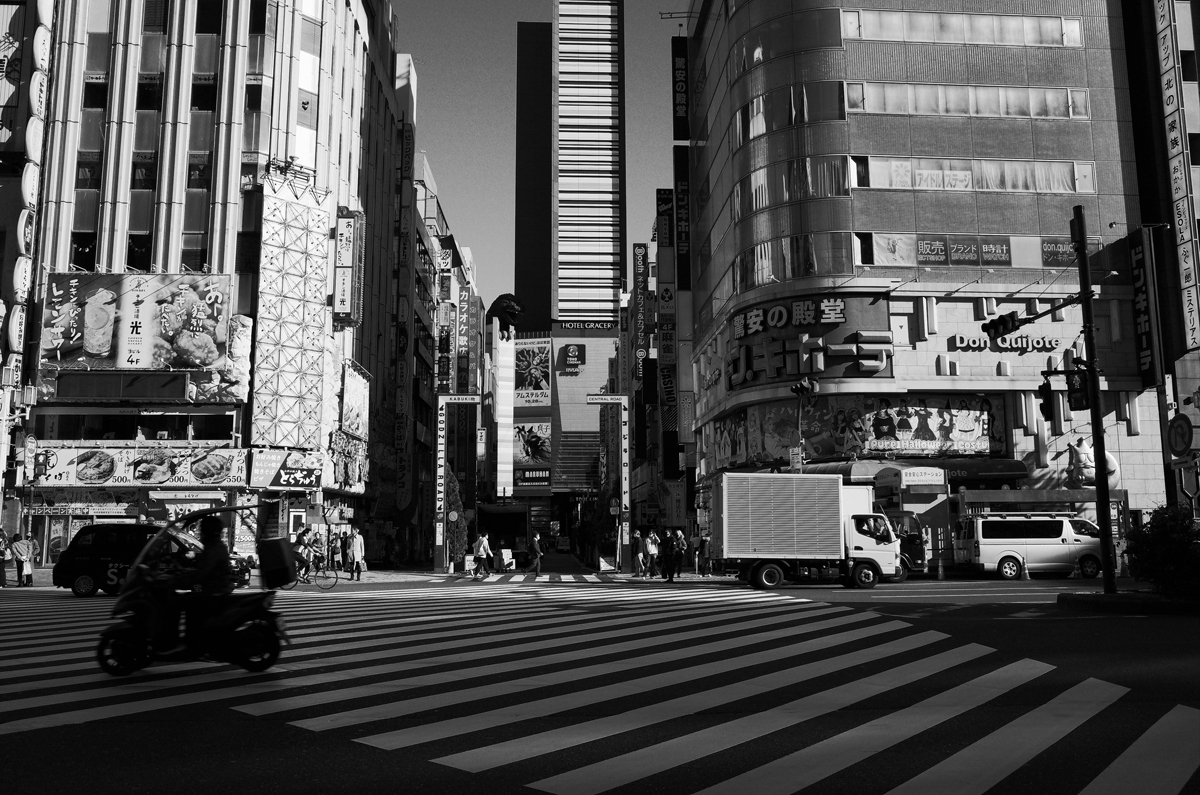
[631, 243, 650, 384]
[514, 337, 551, 406]
[705, 393, 1006, 471]
[332, 211, 364, 328]
[27, 489, 139, 516]
[38, 273, 239, 376]
[468, 300, 482, 394]
[656, 189, 674, 247]
[249, 449, 322, 490]
[874, 233, 1098, 267]
[1155, 0, 1200, 350]
[671, 36, 689, 141]
[457, 286, 471, 392]
[673, 146, 691, 289]
[32, 446, 248, 489]
[436, 401, 448, 518]
[720, 294, 894, 392]
[515, 468, 550, 489]
[1130, 230, 1162, 389]
[514, 421, 552, 495]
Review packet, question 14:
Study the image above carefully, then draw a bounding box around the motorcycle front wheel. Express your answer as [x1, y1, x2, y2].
[235, 620, 281, 672]
[96, 627, 148, 676]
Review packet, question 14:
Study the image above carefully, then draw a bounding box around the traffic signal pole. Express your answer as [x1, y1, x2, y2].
[1072, 205, 1118, 595]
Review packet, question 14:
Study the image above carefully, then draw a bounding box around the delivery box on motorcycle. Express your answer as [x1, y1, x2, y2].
[256, 537, 297, 589]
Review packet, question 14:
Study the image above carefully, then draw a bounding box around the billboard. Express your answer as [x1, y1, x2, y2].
[341, 362, 370, 441]
[332, 211, 365, 328]
[515, 420, 553, 494]
[671, 36, 690, 142]
[514, 337, 551, 406]
[705, 394, 1006, 470]
[39, 274, 234, 372]
[249, 450, 322, 491]
[32, 446, 248, 489]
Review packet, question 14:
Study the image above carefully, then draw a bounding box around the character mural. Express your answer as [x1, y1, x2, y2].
[703, 394, 1007, 469]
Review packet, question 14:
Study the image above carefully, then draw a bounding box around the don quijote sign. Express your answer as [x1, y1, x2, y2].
[952, 334, 1061, 352]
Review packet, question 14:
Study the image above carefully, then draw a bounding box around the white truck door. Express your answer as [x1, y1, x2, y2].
[848, 514, 898, 575]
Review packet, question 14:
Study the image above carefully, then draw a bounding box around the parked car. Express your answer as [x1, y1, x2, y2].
[953, 514, 1102, 579]
[53, 524, 169, 597]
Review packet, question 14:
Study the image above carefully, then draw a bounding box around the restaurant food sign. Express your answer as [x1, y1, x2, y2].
[32, 446, 248, 488]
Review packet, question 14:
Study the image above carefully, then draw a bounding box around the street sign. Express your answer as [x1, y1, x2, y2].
[609, 507, 619, 515]
[610, 497, 619, 507]
[1168, 413, 1194, 457]
[586, 394, 625, 404]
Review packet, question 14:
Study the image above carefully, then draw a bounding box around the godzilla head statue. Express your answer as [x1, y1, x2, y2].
[487, 294, 525, 341]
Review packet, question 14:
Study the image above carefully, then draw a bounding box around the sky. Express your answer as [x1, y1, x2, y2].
[394, 0, 690, 307]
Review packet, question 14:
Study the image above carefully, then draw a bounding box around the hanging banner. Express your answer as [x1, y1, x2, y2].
[671, 36, 690, 142]
[333, 211, 365, 328]
[514, 337, 551, 406]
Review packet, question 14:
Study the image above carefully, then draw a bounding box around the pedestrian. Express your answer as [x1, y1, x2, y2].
[472, 532, 492, 580]
[522, 531, 544, 575]
[660, 531, 676, 582]
[699, 532, 712, 576]
[11, 533, 32, 587]
[329, 531, 342, 572]
[631, 530, 643, 578]
[345, 527, 365, 581]
[339, 530, 350, 572]
[674, 529, 689, 579]
[0, 532, 10, 587]
[644, 531, 660, 578]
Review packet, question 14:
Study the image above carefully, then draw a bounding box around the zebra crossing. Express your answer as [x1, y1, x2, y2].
[1, 586, 1197, 794]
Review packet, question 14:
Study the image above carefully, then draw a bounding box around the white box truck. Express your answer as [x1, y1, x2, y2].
[711, 472, 901, 589]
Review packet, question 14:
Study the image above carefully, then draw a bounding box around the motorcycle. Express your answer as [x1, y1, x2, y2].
[96, 505, 289, 677]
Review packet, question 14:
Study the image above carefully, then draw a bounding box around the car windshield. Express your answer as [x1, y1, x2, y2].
[131, 527, 204, 572]
[1070, 519, 1100, 537]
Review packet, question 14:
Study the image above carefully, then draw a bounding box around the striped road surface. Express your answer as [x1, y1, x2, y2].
[1, 585, 1197, 794]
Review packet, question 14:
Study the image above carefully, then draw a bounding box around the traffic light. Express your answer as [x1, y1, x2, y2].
[790, 377, 819, 397]
[1037, 380, 1055, 422]
[981, 311, 1022, 341]
[33, 451, 49, 478]
[1066, 368, 1090, 412]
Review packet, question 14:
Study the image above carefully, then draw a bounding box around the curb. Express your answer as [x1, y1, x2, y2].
[1056, 591, 1200, 616]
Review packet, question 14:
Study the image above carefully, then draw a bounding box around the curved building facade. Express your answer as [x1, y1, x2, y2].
[686, 0, 1167, 544]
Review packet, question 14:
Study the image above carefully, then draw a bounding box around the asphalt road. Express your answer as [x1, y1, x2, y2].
[2, 579, 1197, 795]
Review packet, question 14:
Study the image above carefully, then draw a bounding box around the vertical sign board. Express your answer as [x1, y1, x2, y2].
[671, 36, 690, 142]
[1131, 231, 1163, 389]
[457, 286, 471, 393]
[435, 400, 447, 549]
[1156, 0, 1200, 350]
[656, 189, 674, 248]
[632, 244, 649, 388]
[673, 145, 691, 290]
[333, 212, 365, 328]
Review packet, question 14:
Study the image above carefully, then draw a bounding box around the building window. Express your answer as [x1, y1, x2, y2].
[136, 81, 163, 111]
[83, 82, 108, 109]
[131, 160, 158, 190]
[297, 89, 318, 129]
[188, 162, 212, 189]
[249, 0, 269, 34]
[841, 10, 1082, 47]
[862, 157, 1094, 194]
[245, 84, 262, 111]
[127, 234, 153, 272]
[181, 235, 208, 272]
[299, 16, 321, 55]
[729, 8, 842, 82]
[75, 162, 102, 190]
[195, 0, 223, 35]
[846, 82, 1089, 120]
[191, 83, 217, 112]
[143, 0, 170, 33]
[730, 156, 850, 223]
[72, 233, 98, 271]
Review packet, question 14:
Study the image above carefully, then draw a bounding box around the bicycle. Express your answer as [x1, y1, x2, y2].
[281, 551, 338, 591]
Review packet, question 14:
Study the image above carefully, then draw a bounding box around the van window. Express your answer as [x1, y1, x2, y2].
[74, 532, 95, 547]
[981, 519, 1063, 539]
[1069, 519, 1099, 537]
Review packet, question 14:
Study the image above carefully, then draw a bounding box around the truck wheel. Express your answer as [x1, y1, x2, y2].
[852, 563, 878, 589]
[1078, 556, 1101, 579]
[751, 563, 785, 590]
[998, 556, 1022, 580]
[888, 561, 910, 584]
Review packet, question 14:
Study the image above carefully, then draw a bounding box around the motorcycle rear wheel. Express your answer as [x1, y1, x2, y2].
[97, 628, 147, 676]
[236, 621, 280, 672]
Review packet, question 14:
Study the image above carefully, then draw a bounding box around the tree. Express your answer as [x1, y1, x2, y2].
[445, 471, 469, 566]
[1125, 504, 1200, 599]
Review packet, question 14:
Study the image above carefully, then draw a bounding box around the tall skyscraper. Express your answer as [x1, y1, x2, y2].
[514, 21, 554, 334]
[551, 0, 627, 326]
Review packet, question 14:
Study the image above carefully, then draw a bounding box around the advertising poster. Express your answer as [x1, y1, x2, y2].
[32, 446, 248, 488]
[514, 337, 551, 406]
[514, 422, 552, 467]
[707, 394, 1006, 470]
[39, 274, 233, 371]
[249, 450, 322, 490]
[341, 362, 370, 441]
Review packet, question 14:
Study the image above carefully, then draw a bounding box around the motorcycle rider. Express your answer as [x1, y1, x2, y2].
[152, 516, 235, 654]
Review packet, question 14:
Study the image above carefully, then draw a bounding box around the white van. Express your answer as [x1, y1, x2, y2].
[953, 514, 1102, 580]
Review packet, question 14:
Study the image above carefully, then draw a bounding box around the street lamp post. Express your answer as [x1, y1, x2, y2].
[789, 378, 819, 470]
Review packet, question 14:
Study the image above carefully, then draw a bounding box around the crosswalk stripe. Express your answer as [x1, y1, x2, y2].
[885, 677, 1129, 795]
[283, 603, 843, 729]
[353, 617, 904, 752]
[526, 643, 994, 795]
[694, 657, 1056, 795]
[429, 625, 937, 770]
[1078, 704, 1200, 795]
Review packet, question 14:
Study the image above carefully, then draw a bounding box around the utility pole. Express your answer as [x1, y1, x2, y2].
[1072, 205, 1118, 595]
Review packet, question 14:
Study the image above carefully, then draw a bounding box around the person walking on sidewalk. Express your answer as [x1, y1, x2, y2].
[672, 529, 688, 580]
[631, 530, 643, 578]
[522, 532, 545, 575]
[472, 532, 492, 580]
[0, 532, 10, 587]
[345, 527, 366, 581]
[11, 533, 32, 587]
[660, 531, 678, 582]
[644, 531, 660, 579]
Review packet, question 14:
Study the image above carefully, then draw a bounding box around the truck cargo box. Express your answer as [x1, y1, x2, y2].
[714, 473, 845, 559]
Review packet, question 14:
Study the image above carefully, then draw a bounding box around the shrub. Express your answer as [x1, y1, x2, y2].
[1125, 504, 1200, 599]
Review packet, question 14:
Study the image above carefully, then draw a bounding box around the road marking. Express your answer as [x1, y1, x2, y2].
[526, 643, 992, 795]
[885, 678, 1129, 795]
[1078, 705, 1200, 795]
[694, 658, 1054, 795]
